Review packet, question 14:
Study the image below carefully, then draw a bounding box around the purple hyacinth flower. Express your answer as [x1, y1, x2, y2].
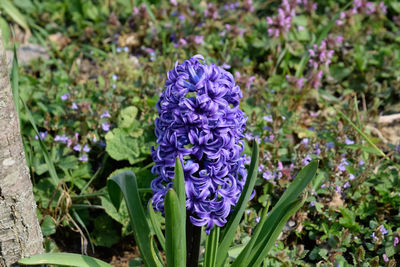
[149, 55, 247, 234]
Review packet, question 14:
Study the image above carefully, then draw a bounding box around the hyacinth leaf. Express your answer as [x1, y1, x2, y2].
[204, 226, 220, 267]
[231, 201, 270, 266]
[107, 169, 161, 267]
[216, 143, 259, 267]
[247, 199, 306, 267]
[174, 157, 186, 225]
[18, 252, 112, 267]
[164, 189, 186, 267]
[233, 161, 318, 266]
[148, 200, 166, 251]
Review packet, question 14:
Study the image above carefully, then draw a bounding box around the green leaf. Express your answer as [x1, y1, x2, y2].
[107, 169, 161, 267]
[118, 106, 139, 130]
[18, 253, 112, 267]
[164, 189, 185, 267]
[204, 226, 220, 267]
[41, 215, 56, 237]
[0, 0, 30, 32]
[174, 157, 186, 230]
[216, 143, 259, 267]
[101, 196, 131, 236]
[148, 201, 166, 251]
[233, 161, 318, 267]
[0, 17, 10, 47]
[105, 128, 142, 164]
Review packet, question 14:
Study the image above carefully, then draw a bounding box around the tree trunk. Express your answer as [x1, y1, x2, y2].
[0, 31, 43, 266]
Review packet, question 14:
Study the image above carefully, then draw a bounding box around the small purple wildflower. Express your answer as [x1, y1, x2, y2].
[343, 182, 351, 189]
[112, 74, 118, 81]
[383, 254, 389, 263]
[349, 174, 355, 180]
[309, 201, 315, 207]
[102, 122, 110, 132]
[308, 41, 334, 69]
[394, 237, 399, 246]
[71, 102, 78, 110]
[314, 144, 321, 155]
[83, 144, 91, 153]
[193, 35, 204, 45]
[244, 156, 251, 165]
[54, 134, 69, 143]
[302, 155, 312, 165]
[338, 157, 349, 172]
[35, 131, 48, 140]
[258, 164, 265, 172]
[379, 225, 389, 235]
[101, 111, 111, 118]
[255, 216, 260, 223]
[326, 141, 334, 149]
[345, 137, 355, 145]
[371, 232, 378, 242]
[301, 138, 309, 146]
[79, 154, 88, 162]
[336, 185, 342, 194]
[264, 134, 275, 143]
[263, 170, 274, 180]
[263, 115, 273, 122]
[61, 93, 70, 101]
[358, 160, 364, 166]
[73, 144, 82, 152]
[123, 46, 129, 52]
[116, 47, 122, 53]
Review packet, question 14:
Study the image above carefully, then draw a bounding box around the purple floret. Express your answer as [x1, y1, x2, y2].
[150, 55, 247, 234]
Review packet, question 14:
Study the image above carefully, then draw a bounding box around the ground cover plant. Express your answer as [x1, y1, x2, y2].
[1, 0, 400, 266]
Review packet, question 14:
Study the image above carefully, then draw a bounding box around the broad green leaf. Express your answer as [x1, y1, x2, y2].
[105, 128, 142, 164]
[107, 169, 161, 267]
[165, 189, 185, 267]
[18, 253, 112, 267]
[216, 143, 259, 267]
[41, 215, 56, 237]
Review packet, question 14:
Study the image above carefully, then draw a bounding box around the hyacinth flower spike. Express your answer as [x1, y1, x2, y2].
[105, 55, 317, 267]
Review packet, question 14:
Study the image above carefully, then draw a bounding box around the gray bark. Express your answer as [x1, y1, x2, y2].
[0, 31, 43, 266]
